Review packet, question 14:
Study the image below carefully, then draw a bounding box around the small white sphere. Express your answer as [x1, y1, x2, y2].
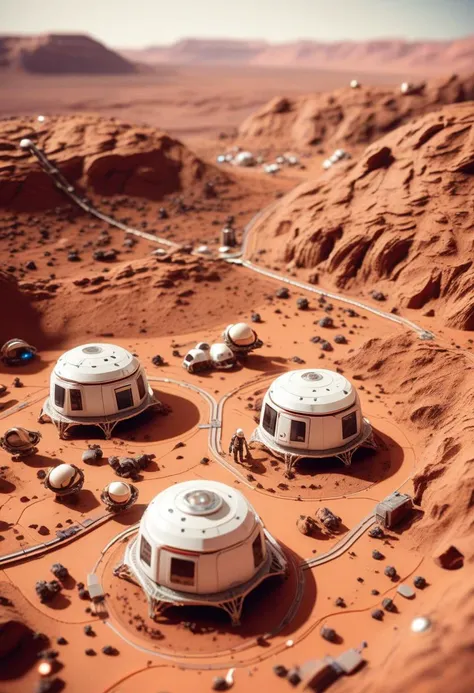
[19, 138, 32, 149]
[400, 82, 410, 94]
[37, 115, 46, 123]
[49, 464, 76, 489]
[350, 79, 360, 89]
[107, 481, 131, 504]
[411, 616, 431, 633]
[322, 159, 332, 170]
[228, 323, 255, 346]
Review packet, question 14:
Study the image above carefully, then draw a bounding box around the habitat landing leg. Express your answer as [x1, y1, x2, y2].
[219, 596, 245, 626]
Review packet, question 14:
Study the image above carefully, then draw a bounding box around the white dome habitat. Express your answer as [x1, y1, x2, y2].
[115, 480, 288, 625]
[251, 369, 376, 475]
[39, 343, 158, 439]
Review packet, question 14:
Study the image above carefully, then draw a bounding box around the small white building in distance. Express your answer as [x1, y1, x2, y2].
[115, 479, 287, 625]
[39, 343, 157, 439]
[251, 369, 376, 475]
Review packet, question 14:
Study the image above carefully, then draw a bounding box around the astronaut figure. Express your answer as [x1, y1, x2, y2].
[229, 428, 249, 464]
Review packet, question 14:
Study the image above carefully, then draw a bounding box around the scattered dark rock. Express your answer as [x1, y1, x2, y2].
[152, 354, 165, 366]
[371, 290, 387, 302]
[382, 598, 396, 612]
[276, 287, 289, 299]
[273, 664, 288, 678]
[434, 545, 464, 570]
[369, 526, 384, 538]
[37, 470, 47, 480]
[82, 444, 103, 464]
[296, 297, 309, 310]
[35, 580, 61, 603]
[67, 251, 81, 262]
[287, 668, 302, 686]
[212, 676, 228, 691]
[38, 526, 50, 536]
[372, 550, 384, 560]
[78, 588, 90, 600]
[26, 260, 37, 270]
[200, 457, 209, 465]
[384, 565, 397, 578]
[158, 207, 168, 219]
[57, 637, 68, 645]
[371, 589, 380, 596]
[319, 316, 333, 328]
[51, 563, 68, 580]
[335, 597, 346, 608]
[371, 609, 384, 620]
[85, 648, 96, 656]
[334, 334, 347, 344]
[413, 575, 427, 589]
[310, 335, 321, 343]
[292, 356, 305, 364]
[84, 625, 95, 636]
[251, 312, 262, 323]
[320, 626, 337, 642]
[13, 377, 23, 388]
[102, 645, 119, 655]
[321, 340, 333, 352]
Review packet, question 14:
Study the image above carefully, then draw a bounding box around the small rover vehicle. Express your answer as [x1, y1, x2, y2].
[1, 338, 37, 366]
[183, 343, 213, 374]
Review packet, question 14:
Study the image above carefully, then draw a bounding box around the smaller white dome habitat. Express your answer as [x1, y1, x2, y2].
[40, 343, 156, 439]
[107, 481, 132, 504]
[256, 369, 365, 455]
[49, 464, 77, 489]
[234, 151, 256, 167]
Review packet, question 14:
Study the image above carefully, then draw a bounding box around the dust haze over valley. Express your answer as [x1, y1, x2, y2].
[0, 2, 473, 693]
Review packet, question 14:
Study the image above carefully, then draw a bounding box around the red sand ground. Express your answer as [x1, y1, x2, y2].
[1, 66, 473, 693]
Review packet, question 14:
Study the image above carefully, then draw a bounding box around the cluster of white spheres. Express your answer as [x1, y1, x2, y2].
[48, 463, 76, 489]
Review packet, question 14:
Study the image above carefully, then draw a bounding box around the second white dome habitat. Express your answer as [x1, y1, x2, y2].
[39, 343, 158, 439]
[115, 479, 288, 625]
[251, 368, 377, 475]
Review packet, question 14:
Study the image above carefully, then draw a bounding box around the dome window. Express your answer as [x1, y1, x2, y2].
[140, 536, 152, 566]
[136, 374, 146, 400]
[263, 404, 277, 436]
[342, 411, 357, 439]
[252, 533, 264, 568]
[115, 386, 134, 411]
[170, 557, 195, 586]
[290, 420, 306, 443]
[54, 384, 65, 408]
[69, 389, 83, 411]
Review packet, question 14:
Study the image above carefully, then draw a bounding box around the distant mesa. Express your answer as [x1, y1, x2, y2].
[118, 35, 474, 75]
[0, 33, 138, 74]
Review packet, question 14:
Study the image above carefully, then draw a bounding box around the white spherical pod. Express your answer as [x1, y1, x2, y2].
[257, 369, 363, 454]
[107, 481, 132, 504]
[49, 463, 77, 489]
[134, 480, 267, 594]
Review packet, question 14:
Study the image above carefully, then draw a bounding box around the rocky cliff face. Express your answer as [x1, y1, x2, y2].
[247, 103, 474, 330]
[0, 114, 218, 210]
[238, 73, 474, 151]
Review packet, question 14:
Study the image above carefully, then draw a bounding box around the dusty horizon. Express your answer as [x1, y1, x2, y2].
[1, 0, 473, 48]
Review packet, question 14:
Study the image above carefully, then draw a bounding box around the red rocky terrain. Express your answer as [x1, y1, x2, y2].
[0, 114, 222, 210]
[237, 73, 474, 152]
[246, 103, 474, 330]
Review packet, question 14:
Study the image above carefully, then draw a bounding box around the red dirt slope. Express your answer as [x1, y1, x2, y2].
[338, 331, 474, 693]
[238, 73, 474, 151]
[0, 114, 220, 210]
[247, 103, 474, 330]
[0, 34, 137, 74]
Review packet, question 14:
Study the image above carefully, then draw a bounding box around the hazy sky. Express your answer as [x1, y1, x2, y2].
[1, 0, 473, 48]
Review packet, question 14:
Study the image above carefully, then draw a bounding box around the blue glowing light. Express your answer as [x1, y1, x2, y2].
[20, 351, 34, 361]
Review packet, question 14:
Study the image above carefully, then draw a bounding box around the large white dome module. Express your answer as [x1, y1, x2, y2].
[38, 343, 158, 439]
[250, 369, 376, 477]
[115, 480, 287, 625]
